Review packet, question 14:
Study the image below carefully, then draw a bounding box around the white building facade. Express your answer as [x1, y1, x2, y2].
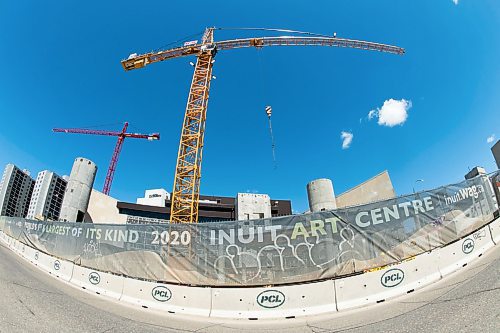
[0, 164, 35, 217]
[27, 170, 67, 221]
[136, 189, 170, 207]
[236, 193, 272, 220]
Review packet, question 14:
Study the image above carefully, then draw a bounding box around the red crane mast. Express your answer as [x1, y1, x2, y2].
[53, 122, 160, 195]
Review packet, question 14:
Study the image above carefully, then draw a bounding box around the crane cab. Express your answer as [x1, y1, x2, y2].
[200, 43, 217, 56]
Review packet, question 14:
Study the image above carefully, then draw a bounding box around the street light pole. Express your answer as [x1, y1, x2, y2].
[412, 179, 425, 230]
[413, 179, 424, 194]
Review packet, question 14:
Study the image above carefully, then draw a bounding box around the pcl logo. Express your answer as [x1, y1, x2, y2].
[462, 238, 474, 254]
[381, 268, 404, 288]
[256, 290, 285, 308]
[152, 286, 172, 302]
[89, 272, 101, 285]
[53, 260, 61, 271]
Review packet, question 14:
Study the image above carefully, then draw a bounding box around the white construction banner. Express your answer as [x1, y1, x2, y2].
[1, 174, 498, 286]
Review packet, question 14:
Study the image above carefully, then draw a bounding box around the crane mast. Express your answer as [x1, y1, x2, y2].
[170, 28, 216, 223]
[104, 122, 128, 195]
[122, 27, 405, 223]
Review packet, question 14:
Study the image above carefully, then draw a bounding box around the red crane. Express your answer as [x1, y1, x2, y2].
[53, 122, 160, 195]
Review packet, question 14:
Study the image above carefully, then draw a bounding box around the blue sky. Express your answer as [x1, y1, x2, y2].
[0, 0, 498, 213]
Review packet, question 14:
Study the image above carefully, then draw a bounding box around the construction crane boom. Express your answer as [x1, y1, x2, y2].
[122, 35, 404, 71]
[122, 27, 405, 223]
[53, 122, 160, 195]
[52, 128, 159, 140]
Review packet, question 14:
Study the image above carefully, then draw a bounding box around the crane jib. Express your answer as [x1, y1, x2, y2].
[122, 36, 404, 71]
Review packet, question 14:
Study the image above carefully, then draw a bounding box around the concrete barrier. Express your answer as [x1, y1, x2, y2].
[10, 239, 23, 253]
[5, 234, 13, 246]
[6, 237, 15, 249]
[33, 251, 74, 282]
[2, 233, 9, 245]
[70, 265, 125, 300]
[7, 238, 17, 250]
[120, 278, 212, 317]
[32, 250, 53, 272]
[488, 217, 500, 244]
[3, 237, 74, 283]
[19, 244, 39, 264]
[7, 236, 15, 248]
[436, 225, 495, 277]
[15, 241, 28, 256]
[335, 251, 441, 311]
[18, 242, 28, 257]
[210, 279, 336, 319]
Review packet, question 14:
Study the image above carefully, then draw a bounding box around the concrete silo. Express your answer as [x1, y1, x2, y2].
[307, 178, 337, 212]
[59, 157, 97, 222]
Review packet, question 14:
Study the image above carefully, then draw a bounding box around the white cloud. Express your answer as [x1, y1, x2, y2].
[341, 131, 353, 149]
[452, 0, 459, 5]
[368, 110, 377, 120]
[368, 98, 412, 127]
[487, 134, 496, 144]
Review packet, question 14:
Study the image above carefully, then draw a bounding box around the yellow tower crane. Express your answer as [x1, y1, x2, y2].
[121, 27, 405, 223]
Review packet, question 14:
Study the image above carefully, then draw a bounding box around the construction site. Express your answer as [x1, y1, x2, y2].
[1, 17, 499, 333]
[1, 27, 414, 225]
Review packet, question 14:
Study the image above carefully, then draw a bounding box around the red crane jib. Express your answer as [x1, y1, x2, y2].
[53, 122, 160, 195]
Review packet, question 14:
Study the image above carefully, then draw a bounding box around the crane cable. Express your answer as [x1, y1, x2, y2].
[266, 106, 277, 170]
[257, 49, 278, 169]
[71, 122, 125, 130]
[216, 27, 333, 38]
[153, 30, 205, 53]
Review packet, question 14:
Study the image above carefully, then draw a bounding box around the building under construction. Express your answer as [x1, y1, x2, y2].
[26, 170, 67, 221]
[118, 192, 292, 224]
[0, 164, 35, 218]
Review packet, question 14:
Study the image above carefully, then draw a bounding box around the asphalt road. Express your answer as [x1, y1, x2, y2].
[0, 239, 498, 333]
